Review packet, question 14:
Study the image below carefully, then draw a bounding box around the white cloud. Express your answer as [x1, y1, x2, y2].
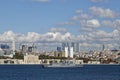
[102, 19, 120, 30]
[79, 19, 100, 32]
[102, 20, 112, 27]
[86, 19, 100, 28]
[72, 14, 92, 21]
[112, 20, 120, 29]
[89, 6, 116, 18]
[50, 28, 66, 33]
[0, 31, 15, 41]
[0, 29, 120, 50]
[88, 29, 120, 43]
[0, 30, 73, 43]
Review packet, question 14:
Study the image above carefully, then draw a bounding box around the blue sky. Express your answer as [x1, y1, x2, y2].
[0, 0, 120, 50]
[0, 0, 119, 34]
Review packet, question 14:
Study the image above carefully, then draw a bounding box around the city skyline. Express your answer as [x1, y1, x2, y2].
[0, 0, 120, 50]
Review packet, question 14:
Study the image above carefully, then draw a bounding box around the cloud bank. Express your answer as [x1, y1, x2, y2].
[0, 28, 120, 50]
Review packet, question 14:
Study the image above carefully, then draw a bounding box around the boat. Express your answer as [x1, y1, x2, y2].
[43, 61, 83, 68]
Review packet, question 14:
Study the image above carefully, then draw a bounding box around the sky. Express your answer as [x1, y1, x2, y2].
[0, 0, 120, 51]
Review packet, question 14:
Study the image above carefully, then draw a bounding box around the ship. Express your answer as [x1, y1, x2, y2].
[43, 61, 83, 68]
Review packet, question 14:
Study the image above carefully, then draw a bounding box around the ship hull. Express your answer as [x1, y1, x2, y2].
[43, 64, 83, 68]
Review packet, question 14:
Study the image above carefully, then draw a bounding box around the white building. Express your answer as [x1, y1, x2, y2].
[65, 47, 74, 58]
[12, 40, 15, 52]
[65, 47, 68, 57]
[88, 60, 100, 64]
[24, 54, 40, 64]
[69, 47, 73, 58]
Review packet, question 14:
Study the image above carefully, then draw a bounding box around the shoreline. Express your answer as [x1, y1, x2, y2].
[0, 64, 119, 65]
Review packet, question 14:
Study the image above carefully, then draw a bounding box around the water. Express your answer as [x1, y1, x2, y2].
[0, 65, 119, 80]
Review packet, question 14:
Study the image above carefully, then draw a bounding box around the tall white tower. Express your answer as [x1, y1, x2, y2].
[12, 40, 15, 55]
[65, 47, 68, 57]
[69, 47, 73, 58]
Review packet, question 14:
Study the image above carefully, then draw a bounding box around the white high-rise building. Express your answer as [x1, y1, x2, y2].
[65, 47, 68, 57]
[12, 40, 15, 55]
[64, 47, 74, 58]
[12, 40, 15, 51]
[71, 42, 79, 52]
[69, 47, 73, 58]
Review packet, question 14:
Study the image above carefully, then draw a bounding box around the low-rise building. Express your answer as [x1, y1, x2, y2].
[0, 59, 24, 64]
[24, 54, 40, 64]
[75, 60, 83, 64]
[88, 60, 100, 64]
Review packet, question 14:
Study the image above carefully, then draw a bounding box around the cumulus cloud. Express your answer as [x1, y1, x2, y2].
[50, 28, 66, 33]
[75, 29, 120, 50]
[112, 20, 120, 29]
[102, 19, 120, 30]
[0, 30, 73, 43]
[79, 19, 100, 32]
[86, 19, 100, 28]
[89, 6, 117, 18]
[72, 14, 92, 21]
[87, 29, 120, 43]
[0, 31, 15, 41]
[53, 7, 120, 50]
[102, 20, 112, 27]
[0, 29, 120, 50]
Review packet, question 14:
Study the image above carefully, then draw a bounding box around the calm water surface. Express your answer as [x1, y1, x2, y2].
[0, 65, 119, 80]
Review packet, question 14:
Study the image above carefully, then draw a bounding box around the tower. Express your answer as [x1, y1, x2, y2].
[12, 40, 15, 52]
[22, 45, 27, 53]
[62, 42, 69, 50]
[71, 42, 79, 52]
[102, 44, 105, 51]
[65, 47, 68, 57]
[69, 47, 73, 58]
[76, 42, 79, 52]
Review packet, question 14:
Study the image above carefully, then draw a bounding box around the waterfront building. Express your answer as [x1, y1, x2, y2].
[24, 54, 40, 64]
[0, 59, 24, 64]
[88, 60, 100, 64]
[74, 59, 83, 64]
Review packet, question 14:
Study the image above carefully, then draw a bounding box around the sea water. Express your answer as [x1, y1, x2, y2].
[0, 65, 119, 80]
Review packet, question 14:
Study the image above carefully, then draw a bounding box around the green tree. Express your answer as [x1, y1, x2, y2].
[13, 52, 24, 59]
